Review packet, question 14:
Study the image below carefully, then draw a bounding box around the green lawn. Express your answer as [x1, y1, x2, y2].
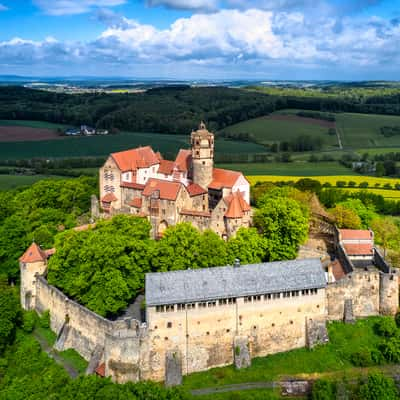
[183, 318, 383, 390]
[218, 161, 356, 176]
[190, 388, 281, 400]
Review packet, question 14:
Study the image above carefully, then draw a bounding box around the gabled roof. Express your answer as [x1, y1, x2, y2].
[209, 168, 242, 190]
[120, 182, 145, 190]
[339, 229, 373, 241]
[224, 191, 251, 219]
[187, 183, 207, 197]
[343, 243, 374, 256]
[158, 160, 175, 175]
[20, 242, 48, 263]
[143, 178, 182, 201]
[111, 146, 159, 172]
[95, 363, 106, 377]
[175, 149, 192, 172]
[146, 258, 326, 306]
[101, 193, 117, 203]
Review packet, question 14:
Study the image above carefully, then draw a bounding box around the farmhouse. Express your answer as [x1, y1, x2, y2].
[20, 227, 398, 385]
[99, 122, 251, 238]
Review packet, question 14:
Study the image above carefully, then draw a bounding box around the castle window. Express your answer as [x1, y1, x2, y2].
[291, 291, 299, 297]
[273, 293, 280, 299]
[283, 292, 291, 298]
[196, 151, 200, 156]
[244, 296, 252, 303]
[202, 161, 205, 165]
[253, 295, 261, 302]
[264, 294, 271, 300]
[156, 305, 165, 313]
[207, 301, 216, 307]
[198, 302, 207, 308]
[167, 322, 172, 328]
[165, 305, 175, 312]
[228, 298, 236, 304]
[177, 304, 185, 311]
[187, 303, 196, 310]
[218, 299, 227, 306]
[302, 289, 309, 296]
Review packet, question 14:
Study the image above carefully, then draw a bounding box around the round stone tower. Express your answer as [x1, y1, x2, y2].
[191, 122, 214, 189]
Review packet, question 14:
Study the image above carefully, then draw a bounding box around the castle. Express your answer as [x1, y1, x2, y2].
[20, 226, 398, 385]
[99, 122, 251, 238]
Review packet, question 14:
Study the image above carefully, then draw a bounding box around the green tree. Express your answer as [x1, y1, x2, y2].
[227, 228, 267, 264]
[330, 205, 362, 229]
[0, 285, 20, 353]
[337, 198, 377, 228]
[371, 217, 399, 258]
[311, 379, 336, 400]
[254, 196, 309, 261]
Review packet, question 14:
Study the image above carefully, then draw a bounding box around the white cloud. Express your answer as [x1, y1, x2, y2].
[0, 3, 8, 11]
[1, 9, 400, 77]
[33, 0, 126, 16]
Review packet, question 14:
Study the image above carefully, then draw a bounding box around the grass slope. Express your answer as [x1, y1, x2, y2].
[0, 119, 68, 129]
[183, 318, 382, 391]
[222, 114, 337, 148]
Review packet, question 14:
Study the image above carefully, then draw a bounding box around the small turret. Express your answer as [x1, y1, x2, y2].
[19, 242, 50, 310]
[191, 122, 214, 189]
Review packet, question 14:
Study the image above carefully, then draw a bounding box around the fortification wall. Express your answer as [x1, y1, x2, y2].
[143, 289, 326, 381]
[326, 270, 381, 320]
[35, 276, 139, 361]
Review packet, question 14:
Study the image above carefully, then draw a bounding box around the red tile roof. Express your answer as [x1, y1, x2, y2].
[180, 209, 211, 218]
[209, 168, 242, 190]
[187, 183, 207, 197]
[175, 149, 192, 172]
[129, 198, 142, 208]
[158, 160, 175, 175]
[343, 243, 374, 256]
[20, 243, 47, 263]
[101, 193, 118, 203]
[224, 191, 251, 218]
[120, 182, 145, 190]
[95, 363, 106, 377]
[331, 259, 346, 281]
[339, 229, 373, 241]
[44, 248, 56, 257]
[111, 146, 159, 172]
[143, 178, 182, 201]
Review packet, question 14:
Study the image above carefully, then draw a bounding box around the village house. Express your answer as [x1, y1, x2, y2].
[99, 122, 252, 238]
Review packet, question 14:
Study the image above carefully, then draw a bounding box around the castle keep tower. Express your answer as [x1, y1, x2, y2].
[191, 122, 214, 189]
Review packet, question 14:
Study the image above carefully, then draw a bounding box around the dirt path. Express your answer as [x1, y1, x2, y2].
[33, 330, 80, 378]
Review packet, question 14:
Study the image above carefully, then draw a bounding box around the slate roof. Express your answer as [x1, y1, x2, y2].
[146, 258, 326, 306]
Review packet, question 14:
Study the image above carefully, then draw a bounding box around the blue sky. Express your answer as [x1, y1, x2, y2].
[0, 0, 399, 79]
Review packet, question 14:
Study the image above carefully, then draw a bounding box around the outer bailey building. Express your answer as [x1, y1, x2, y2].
[20, 228, 398, 385]
[99, 122, 251, 238]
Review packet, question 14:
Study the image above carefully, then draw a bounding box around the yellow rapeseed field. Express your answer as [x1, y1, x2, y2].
[247, 175, 400, 200]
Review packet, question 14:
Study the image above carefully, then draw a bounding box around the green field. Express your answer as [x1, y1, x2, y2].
[0, 129, 266, 160]
[218, 162, 356, 176]
[223, 110, 400, 151]
[0, 119, 68, 129]
[222, 113, 338, 148]
[0, 175, 65, 190]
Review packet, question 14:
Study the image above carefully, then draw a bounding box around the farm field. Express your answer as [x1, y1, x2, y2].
[218, 162, 356, 176]
[223, 110, 400, 151]
[0, 119, 68, 129]
[222, 113, 338, 149]
[0, 174, 65, 190]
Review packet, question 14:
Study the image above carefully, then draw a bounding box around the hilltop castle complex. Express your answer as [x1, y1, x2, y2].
[99, 122, 251, 238]
[20, 225, 398, 385]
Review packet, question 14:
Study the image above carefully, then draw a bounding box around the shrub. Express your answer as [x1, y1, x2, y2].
[312, 379, 336, 400]
[22, 311, 37, 333]
[359, 182, 369, 188]
[322, 182, 332, 188]
[336, 181, 346, 187]
[395, 311, 400, 327]
[375, 317, 397, 338]
[384, 183, 392, 190]
[358, 372, 398, 400]
[374, 183, 381, 188]
[39, 310, 51, 329]
[380, 337, 400, 362]
[348, 181, 356, 187]
[350, 349, 374, 367]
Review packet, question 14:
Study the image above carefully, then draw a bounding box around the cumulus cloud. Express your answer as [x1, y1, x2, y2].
[0, 3, 8, 11]
[1, 9, 400, 77]
[33, 0, 126, 16]
[147, 0, 218, 12]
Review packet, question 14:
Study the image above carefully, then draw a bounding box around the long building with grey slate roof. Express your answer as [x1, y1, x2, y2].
[146, 258, 326, 306]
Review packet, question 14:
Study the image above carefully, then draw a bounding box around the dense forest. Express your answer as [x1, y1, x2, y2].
[1, 85, 400, 135]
